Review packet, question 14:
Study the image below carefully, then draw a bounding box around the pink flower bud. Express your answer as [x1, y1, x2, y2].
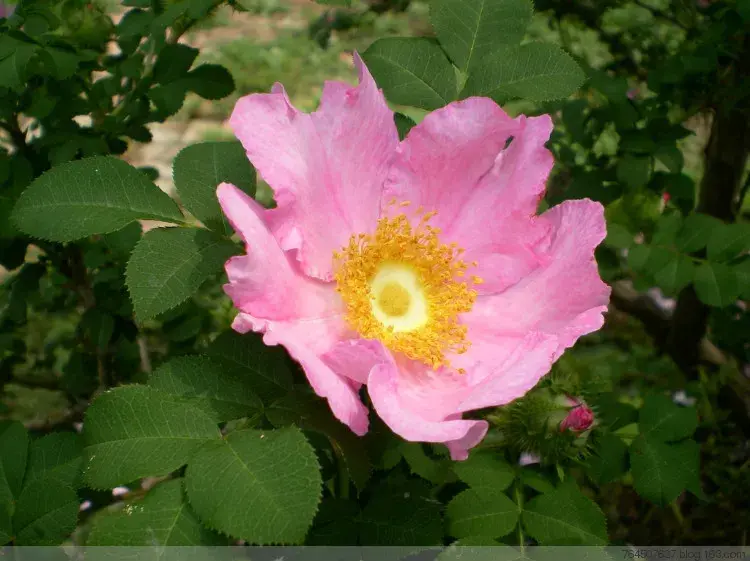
[560, 403, 594, 432]
[662, 192, 671, 203]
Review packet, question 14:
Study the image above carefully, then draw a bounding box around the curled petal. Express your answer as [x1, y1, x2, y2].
[322, 338, 390, 386]
[217, 183, 338, 320]
[384, 99, 554, 294]
[229, 54, 399, 280]
[218, 183, 367, 434]
[465, 199, 611, 359]
[272, 330, 370, 436]
[383, 97, 518, 232]
[367, 358, 489, 460]
[232, 314, 369, 435]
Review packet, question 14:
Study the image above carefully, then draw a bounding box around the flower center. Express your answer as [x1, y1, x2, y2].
[377, 281, 411, 317]
[333, 202, 480, 369]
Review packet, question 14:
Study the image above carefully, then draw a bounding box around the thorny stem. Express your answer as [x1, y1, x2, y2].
[111, 0, 224, 124]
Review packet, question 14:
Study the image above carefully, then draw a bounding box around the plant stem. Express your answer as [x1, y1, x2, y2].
[334, 444, 350, 500]
[515, 481, 525, 552]
[666, 33, 750, 433]
[670, 501, 686, 528]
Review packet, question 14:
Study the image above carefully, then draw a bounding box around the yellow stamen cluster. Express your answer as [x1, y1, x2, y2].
[333, 203, 479, 369]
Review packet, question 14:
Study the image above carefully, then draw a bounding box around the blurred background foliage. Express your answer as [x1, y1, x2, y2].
[1, 0, 749, 548]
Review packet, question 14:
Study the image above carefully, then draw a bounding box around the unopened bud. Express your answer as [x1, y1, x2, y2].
[560, 402, 594, 433]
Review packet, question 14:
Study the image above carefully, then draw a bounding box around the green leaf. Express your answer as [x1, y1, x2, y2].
[653, 255, 694, 295]
[25, 432, 83, 490]
[400, 442, 455, 485]
[126, 227, 237, 322]
[0, 464, 13, 545]
[395, 113, 417, 141]
[267, 392, 371, 492]
[706, 222, 750, 262]
[362, 37, 457, 110]
[620, 131, 656, 154]
[61, 352, 99, 399]
[186, 0, 218, 19]
[655, 144, 684, 173]
[630, 436, 700, 505]
[149, 355, 262, 423]
[205, 331, 293, 403]
[452, 450, 515, 490]
[12, 157, 182, 242]
[627, 244, 652, 272]
[604, 223, 634, 250]
[639, 246, 673, 277]
[693, 262, 740, 307]
[306, 499, 359, 546]
[173, 141, 256, 233]
[588, 433, 628, 485]
[739, 0, 750, 21]
[430, 0, 533, 72]
[652, 213, 683, 246]
[616, 154, 652, 190]
[13, 478, 78, 545]
[639, 394, 697, 442]
[83, 385, 220, 489]
[185, 64, 235, 99]
[735, 259, 750, 299]
[118, 8, 153, 38]
[184, 428, 321, 544]
[87, 479, 225, 546]
[0, 421, 29, 497]
[359, 481, 443, 545]
[446, 489, 518, 539]
[676, 214, 723, 253]
[0, 35, 38, 92]
[153, 44, 198, 85]
[150, 81, 188, 118]
[103, 221, 143, 256]
[522, 481, 607, 545]
[461, 43, 584, 103]
[520, 469, 555, 494]
[37, 47, 80, 80]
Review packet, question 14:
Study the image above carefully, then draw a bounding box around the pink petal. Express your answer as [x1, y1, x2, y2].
[383, 97, 519, 233]
[218, 183, 338, 321]
[384, 99, 554, 294]
[218, 183, 367, 434]
[451, 333, 560, 412]
[463, 199, 611, 360]
[367, 359, 489, 460]
[355, 201, 608, 441]
[322, 338, 390, 385]
[232, 313, 369, 435]
[229, 54, 398, 280]
[272, 329, 370, 436]
[371, 333, 558, 424]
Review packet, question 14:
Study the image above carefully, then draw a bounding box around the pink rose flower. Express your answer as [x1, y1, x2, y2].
[560, 400, 595, 432]
[217, 54, 610, 460]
